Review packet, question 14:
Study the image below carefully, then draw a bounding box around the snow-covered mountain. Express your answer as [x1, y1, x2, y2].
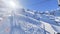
[0, 0, 60, 34]
[0, 7, 60, 34]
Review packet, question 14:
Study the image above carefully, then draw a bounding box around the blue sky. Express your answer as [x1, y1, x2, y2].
[19, 0, 58, 11]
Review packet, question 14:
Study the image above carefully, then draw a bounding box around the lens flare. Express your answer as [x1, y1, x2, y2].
[0, 0, 23, 15]
[6, 0, 23, 9]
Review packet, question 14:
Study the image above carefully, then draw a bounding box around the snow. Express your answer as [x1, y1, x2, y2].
[40, 21, 56, 34]
[0, 0, 60, 34]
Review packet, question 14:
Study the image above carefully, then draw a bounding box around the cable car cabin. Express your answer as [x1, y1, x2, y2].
[57, 33, 60, 34]
[58, 0, 60, 6]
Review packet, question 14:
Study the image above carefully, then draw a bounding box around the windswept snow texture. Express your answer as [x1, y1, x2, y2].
[0, 0, 60, 34]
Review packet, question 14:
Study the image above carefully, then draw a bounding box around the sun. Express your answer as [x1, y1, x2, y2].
[2, 0, 23, 9]
[8, 0, 23, 9]
[9, 1, 16, 8]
